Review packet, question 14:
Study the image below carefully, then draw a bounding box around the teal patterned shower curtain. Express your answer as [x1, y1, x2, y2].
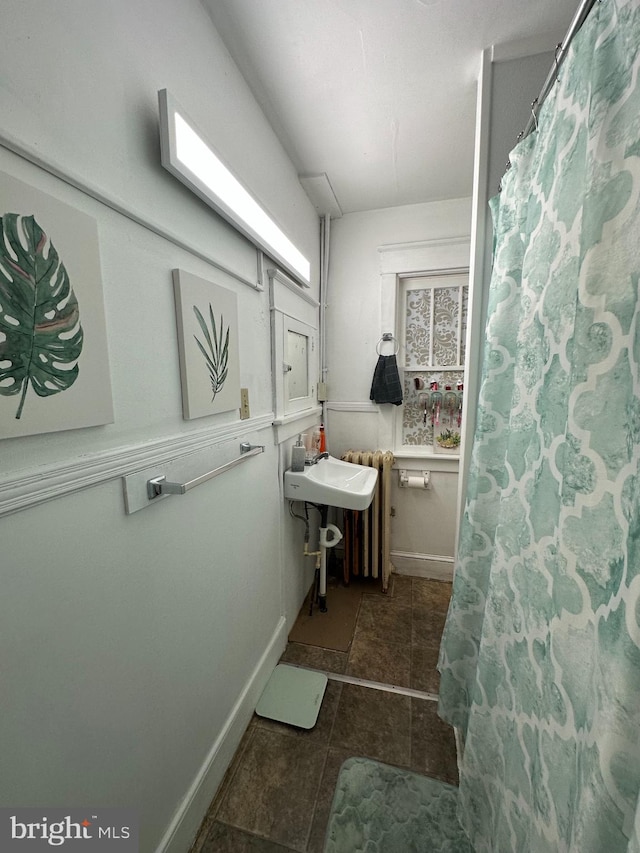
[438, 1, 640, 850]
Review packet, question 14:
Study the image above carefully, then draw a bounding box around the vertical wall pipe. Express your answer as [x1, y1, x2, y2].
[319, 214, 331, 425]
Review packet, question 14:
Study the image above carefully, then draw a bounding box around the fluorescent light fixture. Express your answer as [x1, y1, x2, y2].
[158, 89, 311, 286]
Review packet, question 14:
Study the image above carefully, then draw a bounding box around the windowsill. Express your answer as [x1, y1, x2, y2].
[394, 449, 460, 460]
[393, 448, 460, 471]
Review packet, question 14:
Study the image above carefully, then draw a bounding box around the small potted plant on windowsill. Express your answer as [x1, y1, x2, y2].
[434, 428, 461, 454]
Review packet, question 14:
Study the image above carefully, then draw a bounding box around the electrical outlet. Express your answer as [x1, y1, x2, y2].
[239, 388, 250, 419]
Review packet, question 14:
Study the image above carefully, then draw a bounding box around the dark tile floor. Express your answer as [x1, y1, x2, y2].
[191, 575, 457, 853]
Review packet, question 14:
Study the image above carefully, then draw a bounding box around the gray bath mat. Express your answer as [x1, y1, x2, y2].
[324, 757, 472, 852]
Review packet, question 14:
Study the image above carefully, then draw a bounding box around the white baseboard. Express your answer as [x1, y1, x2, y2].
[155, 616, 288, 853]
[391, 551, 454, 582]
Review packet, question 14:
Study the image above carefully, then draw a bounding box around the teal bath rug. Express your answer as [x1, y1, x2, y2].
[324, 757, 472, 852]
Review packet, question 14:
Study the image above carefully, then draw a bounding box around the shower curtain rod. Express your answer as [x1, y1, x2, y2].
[521, 0, 599, 138]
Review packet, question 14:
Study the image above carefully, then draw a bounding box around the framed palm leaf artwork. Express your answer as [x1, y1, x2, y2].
[0, 170, 113, 439]
[172, 269, 240, 419]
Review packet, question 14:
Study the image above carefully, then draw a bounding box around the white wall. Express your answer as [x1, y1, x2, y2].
[325, 200, 470, 405]
[324, 198, 471, 572]
[482, 49, 555, 326]
[0, 2, 319, 851]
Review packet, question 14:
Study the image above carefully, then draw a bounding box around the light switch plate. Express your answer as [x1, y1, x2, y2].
[240, 388, 250, 419]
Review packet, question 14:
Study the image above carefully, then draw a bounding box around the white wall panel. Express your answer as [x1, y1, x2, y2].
[0, 3, 319, 850]
[325, 199, 471, 564]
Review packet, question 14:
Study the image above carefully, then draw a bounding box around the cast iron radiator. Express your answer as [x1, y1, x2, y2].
[340, 450, 395, 592]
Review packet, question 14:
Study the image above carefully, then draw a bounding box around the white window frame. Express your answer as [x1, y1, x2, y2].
[378, 236, 471, 459]
[402, 271, 469, 371]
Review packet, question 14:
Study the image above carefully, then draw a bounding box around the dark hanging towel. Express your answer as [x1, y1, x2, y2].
[369, 354, 403, 406]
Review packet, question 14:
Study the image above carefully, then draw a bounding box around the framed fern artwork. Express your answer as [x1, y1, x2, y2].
[0, 170, 114, 439]
[172, 269, 240, 419]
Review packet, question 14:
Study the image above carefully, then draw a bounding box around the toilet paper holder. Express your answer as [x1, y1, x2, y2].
[398, 469, 431, 489]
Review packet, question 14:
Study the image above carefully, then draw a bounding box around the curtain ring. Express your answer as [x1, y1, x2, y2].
[499, 158, 512, 193]
[554, 42, 562, 82]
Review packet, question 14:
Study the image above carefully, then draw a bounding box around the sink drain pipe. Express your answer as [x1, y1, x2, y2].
[292, 501, 343, 613]
[316, 505, 343, 612]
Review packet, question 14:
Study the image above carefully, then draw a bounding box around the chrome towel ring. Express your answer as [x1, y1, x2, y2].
[376, 332, 399, 356]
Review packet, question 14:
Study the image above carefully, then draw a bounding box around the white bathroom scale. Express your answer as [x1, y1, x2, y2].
[256, 664, 327, 729]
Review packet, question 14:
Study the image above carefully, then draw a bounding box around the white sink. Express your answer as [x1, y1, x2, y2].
[284, 455, 378, 510]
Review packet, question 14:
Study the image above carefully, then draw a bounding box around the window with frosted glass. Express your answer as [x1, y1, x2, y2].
[402, 273, 468, 447]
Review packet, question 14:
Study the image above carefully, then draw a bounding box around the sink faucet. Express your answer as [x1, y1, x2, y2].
[307, 452, 330, 465]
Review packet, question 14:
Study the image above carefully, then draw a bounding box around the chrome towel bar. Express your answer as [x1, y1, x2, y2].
[147, 442, 264, 500]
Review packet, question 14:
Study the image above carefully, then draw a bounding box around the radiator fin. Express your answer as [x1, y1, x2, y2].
[341, 450, 394, 592]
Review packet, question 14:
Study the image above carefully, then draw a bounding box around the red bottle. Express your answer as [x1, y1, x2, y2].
[318, 424, 326, 453]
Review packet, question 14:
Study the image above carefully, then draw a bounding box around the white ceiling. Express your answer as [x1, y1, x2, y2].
[204, 0, 579, 215]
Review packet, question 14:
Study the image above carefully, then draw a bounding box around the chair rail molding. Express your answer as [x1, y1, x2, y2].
[325, 401, 379, 413]
[0, 413, 274, 519]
